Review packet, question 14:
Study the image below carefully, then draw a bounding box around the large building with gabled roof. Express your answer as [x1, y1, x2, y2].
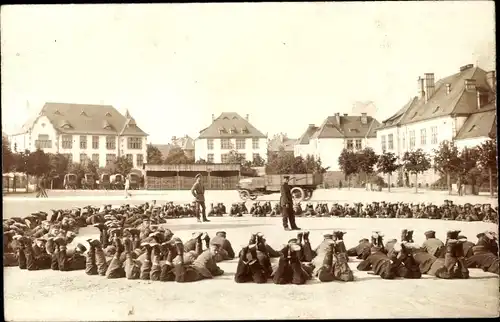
[295, 113, 381, 170]
[8, 102, 148, 169]
[195, 112, 268, 163]
[376, 63, 496, 185]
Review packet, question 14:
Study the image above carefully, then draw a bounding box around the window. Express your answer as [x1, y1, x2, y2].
[381, 135, 386, 152]
[253, 153, 260, 162]
[80, 153, 87, 165]
[207, 139, 214, 150]
[402, 133, 406, 149]
[92, 136, 99, 149]
[207, 154, 214, 163]
[236, 138, 246, 149]
[221, 153, 229, 163]
[388, 134, 394, 150]
[127, 137, 142, 150]
[136, 154, 144, 167]
[80, 136, 87, 149]
[239, 153, 246, 162]
[221, 139, 231, 149]
[346, 139, 354, 150]
[420, 129, 426, 145]
[409, 130, 415, 148]
[63, 153, 73, 163]
[431, 126, 438, 144]
[252, 138, 259, 149]
[35, 134, 52, 149]
[126, 154, 133, 164]
[92, 153, 99, 165]
[62, 135, 73, 149]
[106, 136, 116, 150]
[355, 139, 362, 150]
[106, 154, 116, 166]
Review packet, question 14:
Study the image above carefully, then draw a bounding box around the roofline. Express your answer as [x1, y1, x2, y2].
[196, 135, 268, 140]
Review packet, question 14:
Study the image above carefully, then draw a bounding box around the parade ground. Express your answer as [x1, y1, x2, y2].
[3, 189, 499, 320]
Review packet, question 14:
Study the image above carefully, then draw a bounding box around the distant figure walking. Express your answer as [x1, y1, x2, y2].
[191, 173, 210, 223]
[124, 177, 132, 199]
[36, 176, 48, 198]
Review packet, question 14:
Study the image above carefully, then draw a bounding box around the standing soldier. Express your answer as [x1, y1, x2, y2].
[191, 173, 210, 223]
[124, 176, 132, 199]
[280, 176, 300, 231]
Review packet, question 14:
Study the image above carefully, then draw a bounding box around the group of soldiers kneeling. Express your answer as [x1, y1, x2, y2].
[244, 200, 498, 223]
[3, 201, 498, 284]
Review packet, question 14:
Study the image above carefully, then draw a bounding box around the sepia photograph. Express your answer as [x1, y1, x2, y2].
[1, 2, 498, 320]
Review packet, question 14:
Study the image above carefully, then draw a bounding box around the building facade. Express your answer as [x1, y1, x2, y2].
[267, 133, 297, 158]
[376, 64, 496, 185]
[9, 102, 148, 169]
[171, 135, 195, 159]
[195, 112, 267, 163]
[295, 113, 381, 171]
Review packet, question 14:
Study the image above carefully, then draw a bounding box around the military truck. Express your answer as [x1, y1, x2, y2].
[237, 173, 323, 203]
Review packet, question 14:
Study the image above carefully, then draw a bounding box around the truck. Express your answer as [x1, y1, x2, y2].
[237, 173, 323, 203]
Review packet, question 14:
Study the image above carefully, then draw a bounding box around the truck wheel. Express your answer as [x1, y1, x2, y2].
[239, 190, 250, 201]
[303, 189, 313, 201]
[291, 187, 305, 203]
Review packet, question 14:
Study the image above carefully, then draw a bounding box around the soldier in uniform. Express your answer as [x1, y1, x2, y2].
[422, 230, 444, 257]
[210, 231, 235, 262]
[466, 232, 499, 274]
[190, 173, 210, 223]
[280, 176, 300, 231]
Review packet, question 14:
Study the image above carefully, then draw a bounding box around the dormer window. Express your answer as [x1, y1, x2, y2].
[60, 120, 72, 129]
[105, 112, 112, 117]
[232, 116, 238, 120]
[80, 110, 87, 116]
[433, 106, 440, 114]
[218, 127, 226, 134]
[348, 129, 358, 133]
[103, 120, 113, 130]
[223, 116, 229, 120]
[54, 109, 62, 115]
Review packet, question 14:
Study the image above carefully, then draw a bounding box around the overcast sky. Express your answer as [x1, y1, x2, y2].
[1, 2, 495, 143]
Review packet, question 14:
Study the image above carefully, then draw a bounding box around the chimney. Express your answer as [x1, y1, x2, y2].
[361, 113, 368, 125]
[459, 64, 474, 72]
[486, 71, 496, 91]
[464, 79, 476, 92]
[212, 114, 215, 122]
[246, 114, 249, 121]
[334, 112, 340, 124]
[424, 73, 435, 102]
[446, 83, 451, 95]
[343, 113, 348, 116]
[418, 77, 425, 99]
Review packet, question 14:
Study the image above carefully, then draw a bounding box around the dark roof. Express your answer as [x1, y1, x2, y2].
[297, 125, 320, 145]
[268, 135, 297, 152]
[308, 115, 381, 139]
[381, 66, 495, 129]
[172, 136, 195, 150]
[21, 103, 147, 136]
[454, 102, 497, 140]
[198, 112, 266, 139]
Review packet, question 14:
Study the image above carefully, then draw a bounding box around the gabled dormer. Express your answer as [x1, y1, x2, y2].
[103, 120, 114, 131]
[59, 119, 72, 130]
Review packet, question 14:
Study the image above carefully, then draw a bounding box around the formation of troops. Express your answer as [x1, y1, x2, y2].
[3, 200, 499, 284]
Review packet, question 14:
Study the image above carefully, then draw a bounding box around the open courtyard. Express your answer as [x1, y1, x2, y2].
[3, 189, 499, 320]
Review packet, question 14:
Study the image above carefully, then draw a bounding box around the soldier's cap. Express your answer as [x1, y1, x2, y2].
[288, 238, 298, 244]
[323, 233, 333, 239]
[359, 238, 369, 243]
[76, 243, 87, 253]
[195, 173, 202, 179]
[424, 230, 436, 236]
[458, 235, 467, 240]
[216, 231, 227, 237]
[283, 175, 290, 179]
[464, 203, 471, 207]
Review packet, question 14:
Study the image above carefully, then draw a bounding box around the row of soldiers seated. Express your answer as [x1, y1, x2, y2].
[244, 200, 498, 223]
[4, 202, 498, 284]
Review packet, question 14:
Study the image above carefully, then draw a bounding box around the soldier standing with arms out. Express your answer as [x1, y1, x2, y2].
[191, 173, 210, 223]
[280, 176, 300, 231]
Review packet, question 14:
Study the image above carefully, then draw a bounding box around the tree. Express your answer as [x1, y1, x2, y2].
[67, 162, 86, 187]
[376, 151, 400, 192]
[226, 150, 245, 164]
[195, 158, 208, 164]
[2, 136, 15, 173]
[433, 140, 460, 194]
[338, 148, 358, 189]
[251, 154, 266, 167]
[113, 156, 134, 176]
[164, 146, 194, 164]
[476, 139, 497, 197]
[356, 147, 378, 184]
[456, 147, 479, 194]
[147, 144, 164, 165]
[26, 149, 51, 179]
[401, 149, 431, 193]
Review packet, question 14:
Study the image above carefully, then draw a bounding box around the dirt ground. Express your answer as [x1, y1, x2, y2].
[3, 189, 499, 320]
